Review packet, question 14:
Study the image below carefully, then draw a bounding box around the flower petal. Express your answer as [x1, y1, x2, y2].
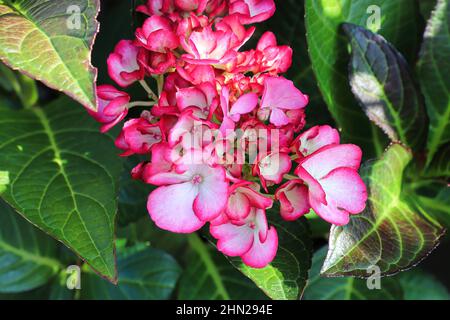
[210, 222, 254, 257]
[320, 167, 367, 214]
[299, 144, 362, 180]
[147, 182, 204, 233]
[241, 227, 278, 268]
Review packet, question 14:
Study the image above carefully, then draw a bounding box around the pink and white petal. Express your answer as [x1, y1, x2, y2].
[255, 209, 269, 242]
[210, 222, 254, 257]
[147, 171, 190, 186]
[241, 227, 278, 268]
[194, 166, 229, 221]
[259, 152, 292, 184]
[257, 31, 277, 51]
[219, 116, 236, 137]
[147, 182, 204, 233]
[297, 125, 340, 156]
[277, 182, 310, 221]
[299, 144, 363, 180]
[261, 77, 308, 110]
[295, 166, 326, 204]
[210, 212, 229, 226]
[229, 92, 258, 116]
[146, 29, 179, 53]
[269, 108, 290, 126]
[226, 192, 251, 221]
[176, 87, 207, 111]
[320, 167, 367, 214]
[240, 187, 273, 210]
[309, 195, 351, 226]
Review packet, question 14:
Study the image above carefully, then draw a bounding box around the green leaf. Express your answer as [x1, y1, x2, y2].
[343, 23, 428, 151]
[0, 170, 9, 194]
[305, 0, 420, 155]
[303, 247, 403, 300]
[412, 182, 450, 227]
[426, 143, 450, 178]
[322, 143, 445, 277]
[178, 233, 267, 300]
[0, 199, 61, 293]
[227, 214, 313, 300]
[0, 63, 38, 109]
[0, 97, 123, 282]
[417, 0, 450, 165]
[419, 0, 439, 21]
[0, 0, 99, 110]
[80, 244, 181, 300]
[399, 269, 450, 300]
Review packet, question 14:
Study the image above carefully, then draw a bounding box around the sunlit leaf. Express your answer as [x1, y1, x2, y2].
[303, 247, 403, 300]
[344, 23, 428, 151]
[0, 97, 123, 282]
[322, 144, 445, 277]
[0, 0, 99, 110]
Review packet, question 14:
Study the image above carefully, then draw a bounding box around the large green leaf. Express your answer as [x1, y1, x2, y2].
[344, 23, 428, 151]
[399, 269, 450, 300]
[303, 247, 403, 300]
[0, 97, 123, 282]
[0, 0, 99, 110]
[178, 233, 267, 300]
[417, 0, 450, 165]
[227, 214, 312, 300]
[0, 199, 60, 293]
[322, 143, 444, 277]
[305, 0, 419, 155]
[80, 244, 181, 300]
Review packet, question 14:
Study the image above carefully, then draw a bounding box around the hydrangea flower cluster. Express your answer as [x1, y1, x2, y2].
[90, 0, 368, 268]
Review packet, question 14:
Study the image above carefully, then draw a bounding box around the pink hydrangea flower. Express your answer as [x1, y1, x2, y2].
[219, 86, 258, 135]
[138, 50, 176, 75]
[89, 85, 130, 133]
[147, 150, 229, 233]
[176, 82, 219, 119]
[275, 180, 310, 221]
[294, 145, 367, 225]
[225, 182, 273, 221]
[136, 0, 174, 16]
[181, 26, 239, 65]
[254, 152, 292, 189]
[107, 40, 144, 87]
[136, 16, 179, 53]
[260, 77, 309, 126]
[211, 208, 278, 268]
[90, 0, 368, 269]
[229, 0, 276, 24]
[115, 117, 163, 156]
[292, 125, 340, 159]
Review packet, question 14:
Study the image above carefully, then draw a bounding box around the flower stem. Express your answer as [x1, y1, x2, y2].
[284, 174, 299, 181]
[139, 80, 158, 101]
[128, 101, 157, 109]
[154, 75, 164, 96]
